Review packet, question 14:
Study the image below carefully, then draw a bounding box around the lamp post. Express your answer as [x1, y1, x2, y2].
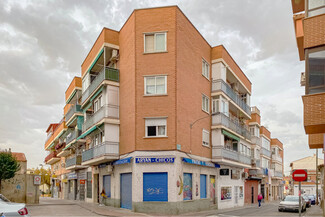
[189, 114, 210, 154]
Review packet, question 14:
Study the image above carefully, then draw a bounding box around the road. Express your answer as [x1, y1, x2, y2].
[27, 198, 323, 217]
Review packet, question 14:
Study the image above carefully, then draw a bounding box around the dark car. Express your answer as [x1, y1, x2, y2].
[303, 195, 311, 208]
[308, 195, 316, 205]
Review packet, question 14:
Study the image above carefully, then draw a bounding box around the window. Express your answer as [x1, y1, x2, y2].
[202, 129, 210, 147]
[221, 187, 232, 200]
[202, 59, 209, 79]
[144, 32, 167, 53]
[212, 98, 219, 113]
[145, 118, 167, 137]
[239, 186, 243, 199]
[212, 96, 228, 116]
[308, 0, 325, 17]
[262, 137, 270, 150]
[82, 73, 90, 93]
[93, 95, 102, 113]
[183, 173, 192, 201]
[262, 157, 269, 169]
[144, 76, 167, 95]
[250, 127, 254, 136]
[202, 94, 209, 113]
[307, 47, 325, 94]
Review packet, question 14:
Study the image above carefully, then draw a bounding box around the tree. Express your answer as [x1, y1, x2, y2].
[0, 152, 21, 193]
[33, 167, 51, 190]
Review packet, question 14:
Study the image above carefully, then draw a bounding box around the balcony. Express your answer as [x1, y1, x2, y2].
[212, 79, 251, 116]
[272, 154, 283, 164]
[212, 146, 251, 166]
[304, 13, 325, 49]
[261, 147, 272, 158]
[309, 133, 324, 149]
[302, 92, 325, 134]
[65, 104, 83, 125]
[66, 155, 86, 170]
[274, 171, 283, 178]
[251, 136, 261, 146]
[81, 142, 119, 166]
[45, 152, 60, 165]
[65, 77, 82, 103]
[81, 67, 119, 104]
[45, 120, 67, 150]
[257, 168, 268, 176]
[212, 112, 251, 140]
[66, 130, 80, 145]
[82, 105, 119, 132]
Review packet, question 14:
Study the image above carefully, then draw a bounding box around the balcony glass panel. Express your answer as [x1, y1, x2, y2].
[82, 105, 119, 132]
[308, 49, 325, 94]
[66, 104, 82, 122]
[212, 146, 251, 165]
[212, 112, 251, 140]
[274, 171, 283, 178]
[261, 147, 272, 158]
[81, 142, 119, 162]
[82, 67, 119, 104]
[66, 156, 82, 168]
[251, 136, 261, 146]
[211, 79, 251, 115]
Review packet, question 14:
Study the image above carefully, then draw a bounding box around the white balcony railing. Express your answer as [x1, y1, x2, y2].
[251, 136, 261, 146]
[212, 112, 251, 140]
[211, 79, 251, 116]
[81, 142, 119, 163]
[212, 146, 251, 165]
[82, 105, 119, 132]
[272, 154, 283, 164]
[261, 147, 272, 158]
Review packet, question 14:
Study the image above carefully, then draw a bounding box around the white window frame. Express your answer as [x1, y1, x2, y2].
[145, 117, 167, 138]
[144, 32, 167, 53]
[144, 75, 167, 96]
[202, 94, 209, 113]
[202, 129, 210, 147]
[93, 94, 102, 113]
[202, 58, 210, 80]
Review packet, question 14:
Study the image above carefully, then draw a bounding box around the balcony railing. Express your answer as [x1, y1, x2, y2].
[212, 79, 251, 116]
[212, 112, 251, 140]
[66, 104, 82, 123]
[212, 146, 251, 165]
[272, 154, 283, 164]
[66, 156, 82, 168]
[45, 152, 58, 163]
[66, 130, 78, 145]
[82, 142, 119, 163]
[261, 147, 272, 158]
[251, 136, 261, 146]
[82, 105, 119, 132]
[81, 67, 119, 104]
[257, 168, 268, 176]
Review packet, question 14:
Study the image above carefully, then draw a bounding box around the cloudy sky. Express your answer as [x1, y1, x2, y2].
[0, 0, 319, 173]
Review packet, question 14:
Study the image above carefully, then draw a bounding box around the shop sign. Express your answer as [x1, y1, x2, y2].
[182, 157, 220, 168]
[135, 157, 175, 164]
[113, 157, 132, 165]
[68, 173, 77, 180]
[80, 179, 86, 185]
[62, 179, 68, 183]
[34, 175, 41, 185]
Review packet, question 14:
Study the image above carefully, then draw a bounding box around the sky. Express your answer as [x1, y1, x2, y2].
[0, 0, 320, 173]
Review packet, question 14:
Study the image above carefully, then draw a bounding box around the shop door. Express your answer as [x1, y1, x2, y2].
[251, 187, 254, 204]
[120, 173, 132, 209]
[261, 184, 265, 202]
[74, 180, 77, 200]
[210, 175, 216, 205]
[234, 186, 238, 204]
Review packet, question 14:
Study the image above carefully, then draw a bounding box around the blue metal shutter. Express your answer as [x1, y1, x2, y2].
[120, 173, 132, 209]
[200, 174, 207, 198]
[143, 172, 168, 202]
[103, 175, 111, 197]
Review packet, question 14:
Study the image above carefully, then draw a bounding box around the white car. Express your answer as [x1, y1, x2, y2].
[0, 194, 30, 217]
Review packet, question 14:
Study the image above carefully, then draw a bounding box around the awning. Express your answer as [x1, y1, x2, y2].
[113, 157, 132, 165]
[88, 48, 104, 73]
[222, 129, 240, 141]
[76, 126, 97, 140]
[182, 157, 220, 168]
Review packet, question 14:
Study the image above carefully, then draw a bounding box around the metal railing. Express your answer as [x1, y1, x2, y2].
[66, 104, 82, 123]
[212, 112, 251, 140]
[82, 67, 119, 104]
[212, 146, 251, 165]
[66, 130, 77, 145]
[251, 136, 261, 146]
[66, 156, 82, 168]
[82, 142, 119, 162]
[45, 151, 58, 163]
[261, 147, 272, 158]
[272, 154, 283, 163]
[211, 79, 251, 115]
[82, 105, 119, 132]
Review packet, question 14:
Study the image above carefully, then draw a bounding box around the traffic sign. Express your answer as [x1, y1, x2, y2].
[34, 175, 41, 185]
[292, 169, 307, 182]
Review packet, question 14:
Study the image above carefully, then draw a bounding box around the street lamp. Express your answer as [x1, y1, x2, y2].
[189, 114, 210, 154]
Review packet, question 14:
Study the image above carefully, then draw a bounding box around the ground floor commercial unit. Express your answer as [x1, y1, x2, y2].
[293, 183, 318, 196]
[271, 178, 284, 201]
[76, 150, 251, 214]
[244, 178, 261, 204]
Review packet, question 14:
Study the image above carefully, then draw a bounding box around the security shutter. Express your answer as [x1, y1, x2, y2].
[120, 173, 132, 209]
[103, 175, 111, 197]
[143, 172, 168, 202]
[200, 174, 207, 198]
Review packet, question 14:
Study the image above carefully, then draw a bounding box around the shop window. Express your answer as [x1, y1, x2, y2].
[221, 186, 232, 200]
[239, 186, 243, 199]
[143, 172, 168, 202]
[183, 173, 192, 201]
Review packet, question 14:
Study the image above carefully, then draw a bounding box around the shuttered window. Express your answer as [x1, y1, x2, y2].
[202, 94, 209, 113]
[202, 59, 209, 79]
[200, 174, 207, 198]
[202, 129, 210, 147]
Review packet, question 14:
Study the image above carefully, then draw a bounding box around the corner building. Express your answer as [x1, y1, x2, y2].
[43, 6, 269, 214]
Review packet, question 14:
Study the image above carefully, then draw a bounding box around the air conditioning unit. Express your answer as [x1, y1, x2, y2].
[112, 49, 118, 58]
[300, 72, 306, 86]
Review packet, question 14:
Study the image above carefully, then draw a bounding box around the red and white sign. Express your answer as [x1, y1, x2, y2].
[34, 175, 41, 185]
[292, 169, 307, 182]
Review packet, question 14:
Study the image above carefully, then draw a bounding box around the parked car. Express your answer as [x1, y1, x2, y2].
[0, 194, 29, 216]
[303, 195, 311, 208]
[278, 195, 306, 212]
[308, 195, 316, 205]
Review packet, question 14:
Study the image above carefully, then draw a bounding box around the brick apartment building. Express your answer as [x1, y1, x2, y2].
[290, 0, 325, 210]
[43, 6, 285, 214]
